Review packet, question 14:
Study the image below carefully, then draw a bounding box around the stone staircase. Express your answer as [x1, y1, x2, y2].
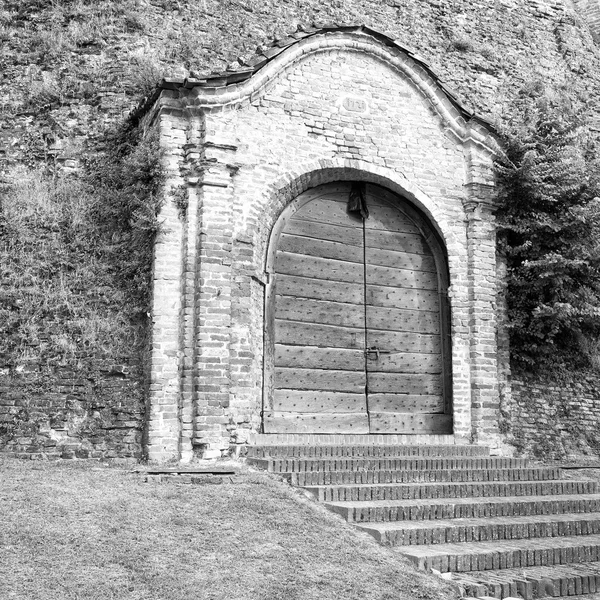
[246, 441, 600, 600]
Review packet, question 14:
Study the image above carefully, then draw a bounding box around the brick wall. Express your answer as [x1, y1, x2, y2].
[0, 171, 148, 461]
[572, 0, 600, 41]
[3, 0, 600, 461]
[0, 354, 145, 460]
[507, 374, 600, 459]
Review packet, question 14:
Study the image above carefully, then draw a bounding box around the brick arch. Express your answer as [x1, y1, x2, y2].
[258, 159, 464, 278]
[253, 160, 474, 442]
[145, 27, 504, 459]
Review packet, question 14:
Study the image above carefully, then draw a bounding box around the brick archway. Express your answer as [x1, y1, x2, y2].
[263, 181, 453, 435]
[143, 26, 501, 461]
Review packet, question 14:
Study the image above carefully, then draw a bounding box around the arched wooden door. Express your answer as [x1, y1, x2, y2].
[263, 182, 452, 434]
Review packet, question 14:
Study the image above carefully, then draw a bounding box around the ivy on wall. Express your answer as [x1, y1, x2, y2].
[495, 86, 600, 371]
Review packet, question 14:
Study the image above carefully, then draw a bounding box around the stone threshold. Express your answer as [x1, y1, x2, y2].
[247, 433, 466, 446]
[144, 467, 237, 475]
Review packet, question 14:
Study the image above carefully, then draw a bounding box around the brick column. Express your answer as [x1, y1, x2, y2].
[157, 114, 209, 463]
[146, 110, 187, 462]
[464, 183, 500, 443]
[193, 138, 238, 458]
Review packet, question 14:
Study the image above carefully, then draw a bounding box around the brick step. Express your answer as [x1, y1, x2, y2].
[356, 512, 600, 546]
[396, 532, 600, 572]
[248, 456, 531, 472]
[245, 444, 490, 459]
[284, 467, 560, 486]
[455, 563, 600, 599]
[325, 494, 600, 522]
[303, 480, 597, 502]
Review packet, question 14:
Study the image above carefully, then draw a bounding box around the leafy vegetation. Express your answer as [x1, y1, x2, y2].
[0, 122, 162, 369]
[495, 86, 600, 371]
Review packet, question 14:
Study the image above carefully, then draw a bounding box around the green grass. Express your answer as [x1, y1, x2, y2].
[0, 458, 459, 600]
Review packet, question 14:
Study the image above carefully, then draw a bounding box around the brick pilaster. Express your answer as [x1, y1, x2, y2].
[146, 109, 187, 462]
[193, 136, 238, 458]
[177, 121, 204, 463]
[464, 183, 500, 443]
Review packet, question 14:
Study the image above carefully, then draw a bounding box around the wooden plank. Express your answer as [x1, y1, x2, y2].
[366, 264, 439, 290]
[279, 233, 364, 264]
[366, 284, 440, 311]
[275, 367, 366, 392]
[365, 228, 430, 254]
[263, 412, 370, 434]
[369, 412, 453, 434]
[365, 245, 436, 272]
[440, 292, 453, 415]
[284, 219, 363, 246]
[367, 330, 441, 354]
[367, 372, 443, 395]
[365, 184, 422, 212]
[275, 345, 365, 371]
[275, 320, 365, 349]
[293, 197, 363, 228]
[276, 275, 364, 305]
[365, 203, 422, 235]
[366, 306, 440, 334]
[366, 352, 442, 374]
[273, 390, 366, 413]
[368, 394, 445, 413]
[263, 278, 277, 411]
[287, 184, 352, 211]
[276, 296, 365, 328]
[275, 252, 364, 283]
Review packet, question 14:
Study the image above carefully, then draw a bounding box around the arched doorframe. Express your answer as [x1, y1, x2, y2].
[262, 179, 454, 434]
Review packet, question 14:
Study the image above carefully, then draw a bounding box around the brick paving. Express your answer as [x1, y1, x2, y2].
[248, 442, 600, 599]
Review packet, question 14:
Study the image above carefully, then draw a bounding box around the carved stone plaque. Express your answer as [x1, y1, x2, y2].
[341, 96, 368, 113]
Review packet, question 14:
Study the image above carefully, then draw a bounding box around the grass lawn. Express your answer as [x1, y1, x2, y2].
[0, 457, 460, 600]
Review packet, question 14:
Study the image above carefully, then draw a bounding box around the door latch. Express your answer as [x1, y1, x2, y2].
[365, 346, 390, 360]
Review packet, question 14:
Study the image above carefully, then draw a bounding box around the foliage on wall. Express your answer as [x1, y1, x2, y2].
[495, 85, 600, 371]
[0, 123, 163, 370]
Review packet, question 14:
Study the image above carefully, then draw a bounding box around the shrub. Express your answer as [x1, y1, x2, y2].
[495, 87, 600, 370]
[83, 122, 164, 320]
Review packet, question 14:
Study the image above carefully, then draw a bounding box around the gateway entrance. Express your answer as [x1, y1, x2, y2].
[263, 182, 452, 434]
